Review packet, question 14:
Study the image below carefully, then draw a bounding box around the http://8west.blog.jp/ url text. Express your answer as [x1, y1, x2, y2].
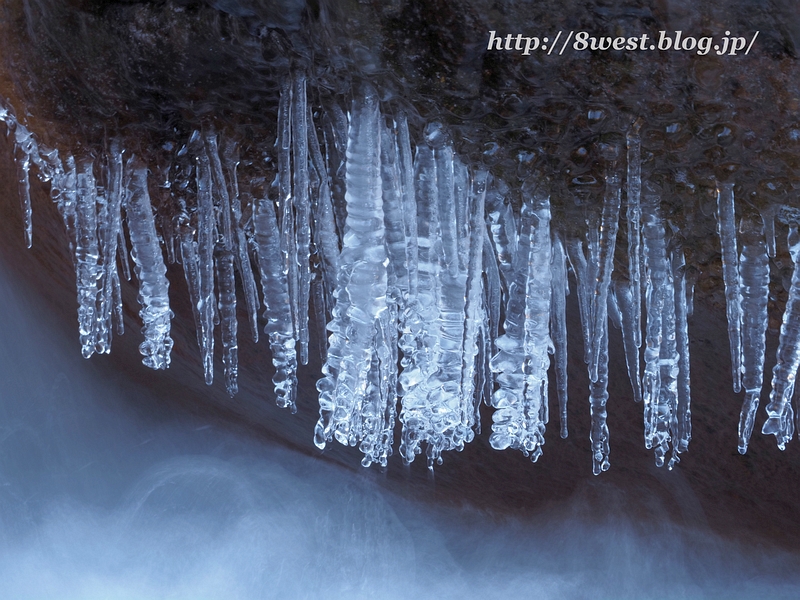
[487, 30, 759, 56]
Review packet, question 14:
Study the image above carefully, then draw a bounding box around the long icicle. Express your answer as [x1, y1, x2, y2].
[74, 158, 101, 359]
[762, 226, 800, 450]
[738, 216, 769, 453]
[398, 130, 445, 466]
[659, 246, 679, 470]
[641, 185, 668, 463]
[589, 320, 610, 474]
[672, 248, 692, 460]
[103, 143, 125, 345]
[15, 144, 32, 249]
[124, 160, 173, 370]
[223, 141, 260, 344]
[254, 195, 298, 412]
[277, 77, 298, 353]
[205, 131, 239, 396]
[461, 169, 488, 439]
[308, 103, 340, 304]
[292, 72, 311, 365]
[193, 133, 217, 385]
[93, 157, 112, 354]
[550, 232, 569, 438]
[589, 169, 622, 382]
[626, 120, 643, 348]
[717, 181, 743, 393]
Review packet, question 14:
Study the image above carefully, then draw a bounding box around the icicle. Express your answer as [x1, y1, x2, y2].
[716, 182, 743, 393]
[610, 279, 643, 404]
[738, 216, 769, 453]
[356, 119, 406, 468]
[308, 103, 340, 303]
[489, 181, 551, 462]
[11, 122, 41, 249]
[589, 321, 610, 474]
[93, 166, 111, 354]
[550, 232, 569, 438]
[429, 140, 471, 465]
[16, 148, 32, 249]
[105, 145, 125, 340]
[762, 227, 800, 450]
[315, 87, 389, 452]
[124, 161, 173, 370]
[292, 72, 311, 365]
[277, 77, 298, 353]
[93, 146, 125, 354]
[461, 169, 488, 436]
[205, 132, 240, 395]
[216, 250, 239, 397]
[223, 142, 260, 344]
[626, 121, 643, 349]
[193, 134, 217, 385]
[398, 139, 443, 465]
[75, 158, 101, 359]
[589, 170, 622, 382]
[2, 104, 65, 248]
[254, 196, 298, 412]
[641, 187, 669, 464]
[671, 249, 692, 460]
[658, 261, 680, 470]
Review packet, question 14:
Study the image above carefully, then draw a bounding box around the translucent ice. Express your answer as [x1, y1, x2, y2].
[738, 216, 769, 454]
[550, 233, 569, 438]
[123, 161, 174, 370]
[254, 195, 298, 412]
[315, 87, 389, 454]
[762, 227, 800, 450]
[489, 181, 551, 462]
[716, 182, 743, 393]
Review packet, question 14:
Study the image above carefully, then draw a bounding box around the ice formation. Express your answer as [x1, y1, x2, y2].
[2, 76, 800, 472]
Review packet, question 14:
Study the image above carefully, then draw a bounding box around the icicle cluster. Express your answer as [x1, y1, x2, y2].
[0, 102, 171, 366]
[489, 180, 551, 462]
[714, 188, 800, 454]
[5, 84, 800, 472]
